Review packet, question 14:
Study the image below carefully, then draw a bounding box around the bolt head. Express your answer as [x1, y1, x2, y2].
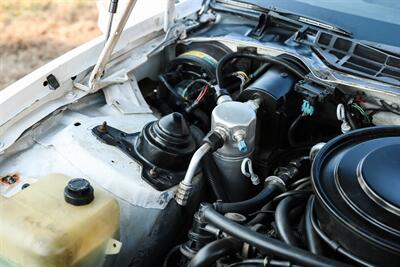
[280, 72, 288, 78]
[149, 168, 158, 177]
[99, 121, 108, 133]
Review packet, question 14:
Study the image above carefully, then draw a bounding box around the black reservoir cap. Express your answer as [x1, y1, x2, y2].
[64, 178, 94, 206]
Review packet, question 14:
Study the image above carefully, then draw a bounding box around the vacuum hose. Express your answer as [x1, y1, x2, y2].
[214, 182, 283, 214]
[199, 204, 350, 267]
[188, 238, 240, 267]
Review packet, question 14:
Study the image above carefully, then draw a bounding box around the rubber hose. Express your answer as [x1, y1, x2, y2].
[190, 125, 229, 201]
[188, 238, 240, 267]
[304, 197, 323, 255]
[214, 183, 283, 214]
[275, 196, 302, 246]
[191, 108, 210, 132]
[190, 126, 228, 201]
[158, 74, 182, 100]
[247, 202, 274, 225]
[288, 202, 307, 223]
[190, 125, 205, 146]
[345, 109, 358, 130]
[200, 204, 350, 267]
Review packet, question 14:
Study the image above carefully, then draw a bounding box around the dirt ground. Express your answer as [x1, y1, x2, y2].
[0, 0, 101, 90]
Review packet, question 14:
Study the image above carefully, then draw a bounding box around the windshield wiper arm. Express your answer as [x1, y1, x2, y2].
[296, 16, 351, 36]
[214, 0, 352, 37]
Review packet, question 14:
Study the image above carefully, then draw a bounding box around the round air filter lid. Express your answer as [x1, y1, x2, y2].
[312, 126, 400, 265]
[358, 144, 400, 214]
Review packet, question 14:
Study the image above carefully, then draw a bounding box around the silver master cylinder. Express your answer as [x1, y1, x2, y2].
[211, 98, 259, 201]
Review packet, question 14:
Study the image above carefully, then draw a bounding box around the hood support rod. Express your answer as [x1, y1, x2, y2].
[89, 0, 138, 90]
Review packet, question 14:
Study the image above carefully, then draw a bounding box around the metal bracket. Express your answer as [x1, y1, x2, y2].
[241, 158, 260, 185]
[164, 0, 176, 32]
[92, 123, 185, 191]
[248, 13, 269, 38]
[103, 75, 152, 114]
[105, 238, 122, 255]
[89, 0, 138, 91]
[147, 22, 188, 57]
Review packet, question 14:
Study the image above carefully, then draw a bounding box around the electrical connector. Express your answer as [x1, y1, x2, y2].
[301, 99, 314, 116]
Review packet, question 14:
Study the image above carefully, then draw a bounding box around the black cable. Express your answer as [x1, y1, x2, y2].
[188, 238, 240, 267]
[248, 63, 271, 80]
[288, 114, 309, 147]
[162, 245, 181, 267]
[289, 177, 311, 189]
[158, 74, 184, 101]
[200, 204, 350, 267]
[309, 196, 375, 267]
[345, 107, 358, 130]
[160, 76, 212, 130]
[216, 52, 307, 94]
[275, 196, 303, 246]
[214, 183, 284, 214]
[294, 180, 312, 190]
[191, 108, 210, 132]
[278, 54, 310, 74]
[159, 76, 213, 110]
[183, 79, 212, 93]
[380, 100, 400, 115]
[364, 107, 388, 117]
[273, 190, 312, 204]
[228, 258, 302, 267]
[247, 202, 274, 225]
[304, 197, 323, 255]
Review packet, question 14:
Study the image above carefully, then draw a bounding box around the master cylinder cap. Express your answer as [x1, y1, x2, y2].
[64, 178, 94, 206]
[136, 112, 196, 172]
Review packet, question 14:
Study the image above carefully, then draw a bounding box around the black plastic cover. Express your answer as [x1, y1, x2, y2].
[238, 65, 300, 174]
[92, 113, 196, 190]
[312, 126, 400, 266]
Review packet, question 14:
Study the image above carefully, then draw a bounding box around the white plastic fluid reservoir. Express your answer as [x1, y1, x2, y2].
[0, 174, 120, 267]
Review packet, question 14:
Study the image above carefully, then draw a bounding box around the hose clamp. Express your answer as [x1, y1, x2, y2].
[265, 175, 286, 191]
[241, 158, 260, 185]
[175, 181, 192, 206]
[310, 142, 326, 162]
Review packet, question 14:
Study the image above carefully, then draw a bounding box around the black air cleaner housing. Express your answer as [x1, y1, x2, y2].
[312, 126, 400, 266]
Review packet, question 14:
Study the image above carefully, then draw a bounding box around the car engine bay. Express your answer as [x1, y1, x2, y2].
[1, 1, 400, 267]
